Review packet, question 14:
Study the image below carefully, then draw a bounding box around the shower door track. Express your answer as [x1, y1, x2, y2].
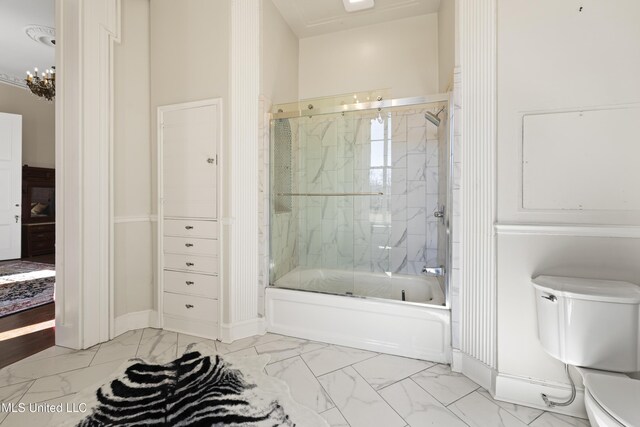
[276, 192, 384, 197]
[271, 93, 450, 120]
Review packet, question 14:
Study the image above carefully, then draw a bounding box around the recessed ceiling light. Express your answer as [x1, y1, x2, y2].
[343, 0, 375, 13]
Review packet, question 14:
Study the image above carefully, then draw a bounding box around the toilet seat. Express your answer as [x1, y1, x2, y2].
[583, 372, 640, 427]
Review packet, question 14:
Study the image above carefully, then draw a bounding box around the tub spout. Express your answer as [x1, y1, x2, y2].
[422, 265, 445, 276]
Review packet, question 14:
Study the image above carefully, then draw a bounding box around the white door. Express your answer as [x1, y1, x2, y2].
[0, 113, 22, 260]
[160, 103, 219, 218]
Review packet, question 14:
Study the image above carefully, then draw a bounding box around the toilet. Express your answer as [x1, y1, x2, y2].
[532, 275, 640, 427]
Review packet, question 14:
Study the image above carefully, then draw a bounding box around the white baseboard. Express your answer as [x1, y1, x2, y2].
[451, 349, 497, 391]
[494, 373, 587, 419]
[113, 310, 159, 337]
[220, 317, 266, 343]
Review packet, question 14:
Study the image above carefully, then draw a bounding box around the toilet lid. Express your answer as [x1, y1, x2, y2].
[584, 372, 640, 426]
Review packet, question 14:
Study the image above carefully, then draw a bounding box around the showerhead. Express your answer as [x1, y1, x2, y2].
[425, 106, 446, 127]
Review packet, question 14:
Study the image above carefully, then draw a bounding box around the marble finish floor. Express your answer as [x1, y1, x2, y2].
[0, 328, 590, 427]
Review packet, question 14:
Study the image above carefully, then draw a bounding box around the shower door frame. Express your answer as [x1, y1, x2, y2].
[269, 93, 453, 309]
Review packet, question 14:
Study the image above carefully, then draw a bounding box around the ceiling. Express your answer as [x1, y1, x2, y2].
[0, 0, 55, 88]
[271, 0, 441, 38]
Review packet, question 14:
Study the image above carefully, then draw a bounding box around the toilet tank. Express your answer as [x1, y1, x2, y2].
[532, 275, 640, 373]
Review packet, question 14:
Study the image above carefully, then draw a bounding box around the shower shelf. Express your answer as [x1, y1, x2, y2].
[276, 192, 384, 197]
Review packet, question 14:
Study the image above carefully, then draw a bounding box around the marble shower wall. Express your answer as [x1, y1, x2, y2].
[293, 108, 441, 275]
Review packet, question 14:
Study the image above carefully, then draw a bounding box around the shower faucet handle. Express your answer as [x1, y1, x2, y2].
[422, 265, 445, 276]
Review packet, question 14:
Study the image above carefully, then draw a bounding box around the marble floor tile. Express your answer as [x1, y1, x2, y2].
[255, 336, 328, 364]
[353, 354, 435, 390]
[1, 394, 76, 427]
[411, 363, 479, 406]
[301, 345, 377, 376]
[321, 407, 349, 427]
[529, 412, 591, 427]
[9, 346, 76, 365]
[176, 332, 217, 355]
[0, 382, 33, 424]
[0, 348, 98, 388]
[215, 333, 282, 354]
[379, 378, 467, 427]
[477, 389, 544, 424]
[265, 356, 334, 413]
[19, 359, 123, 404]
[448, 391, 529, 427]
[90, 329, 143, 366]
[135, 328, 178, 364]
[318, 367, 405, 427]
[226, 346, 259, 358]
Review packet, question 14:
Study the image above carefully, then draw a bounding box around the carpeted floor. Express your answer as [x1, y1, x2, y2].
[0, 261, 55, 318]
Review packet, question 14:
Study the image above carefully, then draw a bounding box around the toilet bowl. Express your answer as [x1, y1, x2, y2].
[532, 275, 640, 427]
[576, 368, 640, 427]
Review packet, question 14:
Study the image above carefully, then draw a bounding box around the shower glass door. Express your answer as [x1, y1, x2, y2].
[270, 98, 448, 305]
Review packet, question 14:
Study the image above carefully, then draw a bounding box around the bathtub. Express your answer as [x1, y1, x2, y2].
[265, 267, 451, 363]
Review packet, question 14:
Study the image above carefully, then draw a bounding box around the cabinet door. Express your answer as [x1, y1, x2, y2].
[161, 103, 219, 218]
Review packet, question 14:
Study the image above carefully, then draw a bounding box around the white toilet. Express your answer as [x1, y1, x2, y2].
[532, 275, 640, 427]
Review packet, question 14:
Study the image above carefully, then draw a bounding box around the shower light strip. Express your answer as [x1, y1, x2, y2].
[276, 192, 384, 196]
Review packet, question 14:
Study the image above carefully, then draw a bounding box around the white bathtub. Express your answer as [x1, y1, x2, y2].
[273, 267, 446, 305]
[266, 268, 451, 363]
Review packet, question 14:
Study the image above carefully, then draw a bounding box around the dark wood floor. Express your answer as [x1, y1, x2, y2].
[0, 255, 56, 369]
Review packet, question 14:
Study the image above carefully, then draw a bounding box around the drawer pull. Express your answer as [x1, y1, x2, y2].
[186, 262, 195, 267]
[185, 243, 194, 247]
[185, 225, 194, 230]
[185, 304, 194, 309]
[185, 281, 195, 285]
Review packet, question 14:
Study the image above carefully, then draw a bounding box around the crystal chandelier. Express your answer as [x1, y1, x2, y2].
[25, 66, 55, 101]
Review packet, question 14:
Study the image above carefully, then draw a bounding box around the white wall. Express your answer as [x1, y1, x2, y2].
[299, 14, 439, 100]
[150, 0, 231, 319]
[437, 0, 455, 92]
[0, 83, 55, 168]
[262, 0, 298, 105]
[113, 0, 152, 317]
[496, 0, 640, 401]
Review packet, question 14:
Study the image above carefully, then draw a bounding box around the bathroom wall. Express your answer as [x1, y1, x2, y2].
[496, 0, 640, 400]
[113, 0, 153, 318]
[437, 0, 455, 92]
[150, 0, 231, 319]
[259, 0, 299, 312]
[0, 83, 55, 168]
[298, 14, 439, 100]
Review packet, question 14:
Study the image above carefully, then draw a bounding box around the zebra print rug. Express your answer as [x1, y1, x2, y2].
[50, 343, 329, 427]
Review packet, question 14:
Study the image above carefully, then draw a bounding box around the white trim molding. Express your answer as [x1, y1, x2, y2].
[114, 215, 155, 224]
[452, 349, 497, 391]
[220, 318, 266, 344]
[495, 223, 640, 239]
[114, 310, 159, 337]
[226, 0, 262, 339]
[55, 0, 121, 349]
[494, 373, 587, 419]
[459, 0, 498, 370]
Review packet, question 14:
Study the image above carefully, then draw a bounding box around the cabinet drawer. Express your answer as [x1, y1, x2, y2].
[164, 236, 218, 256]
[27, 224, 55, 234]
[163, 292, 217, 322]
[164, 270, 218, 299]
[164, 253, 218, 274]
[164, 219, 218, 238]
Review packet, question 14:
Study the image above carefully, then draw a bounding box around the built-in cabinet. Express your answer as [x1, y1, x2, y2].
[158, 99, 222, 340]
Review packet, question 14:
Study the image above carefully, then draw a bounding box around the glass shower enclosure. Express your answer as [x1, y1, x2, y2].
[269, 94, 451, 307]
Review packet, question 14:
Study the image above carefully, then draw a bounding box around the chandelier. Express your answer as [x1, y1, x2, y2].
[25, 67, 55, 101]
